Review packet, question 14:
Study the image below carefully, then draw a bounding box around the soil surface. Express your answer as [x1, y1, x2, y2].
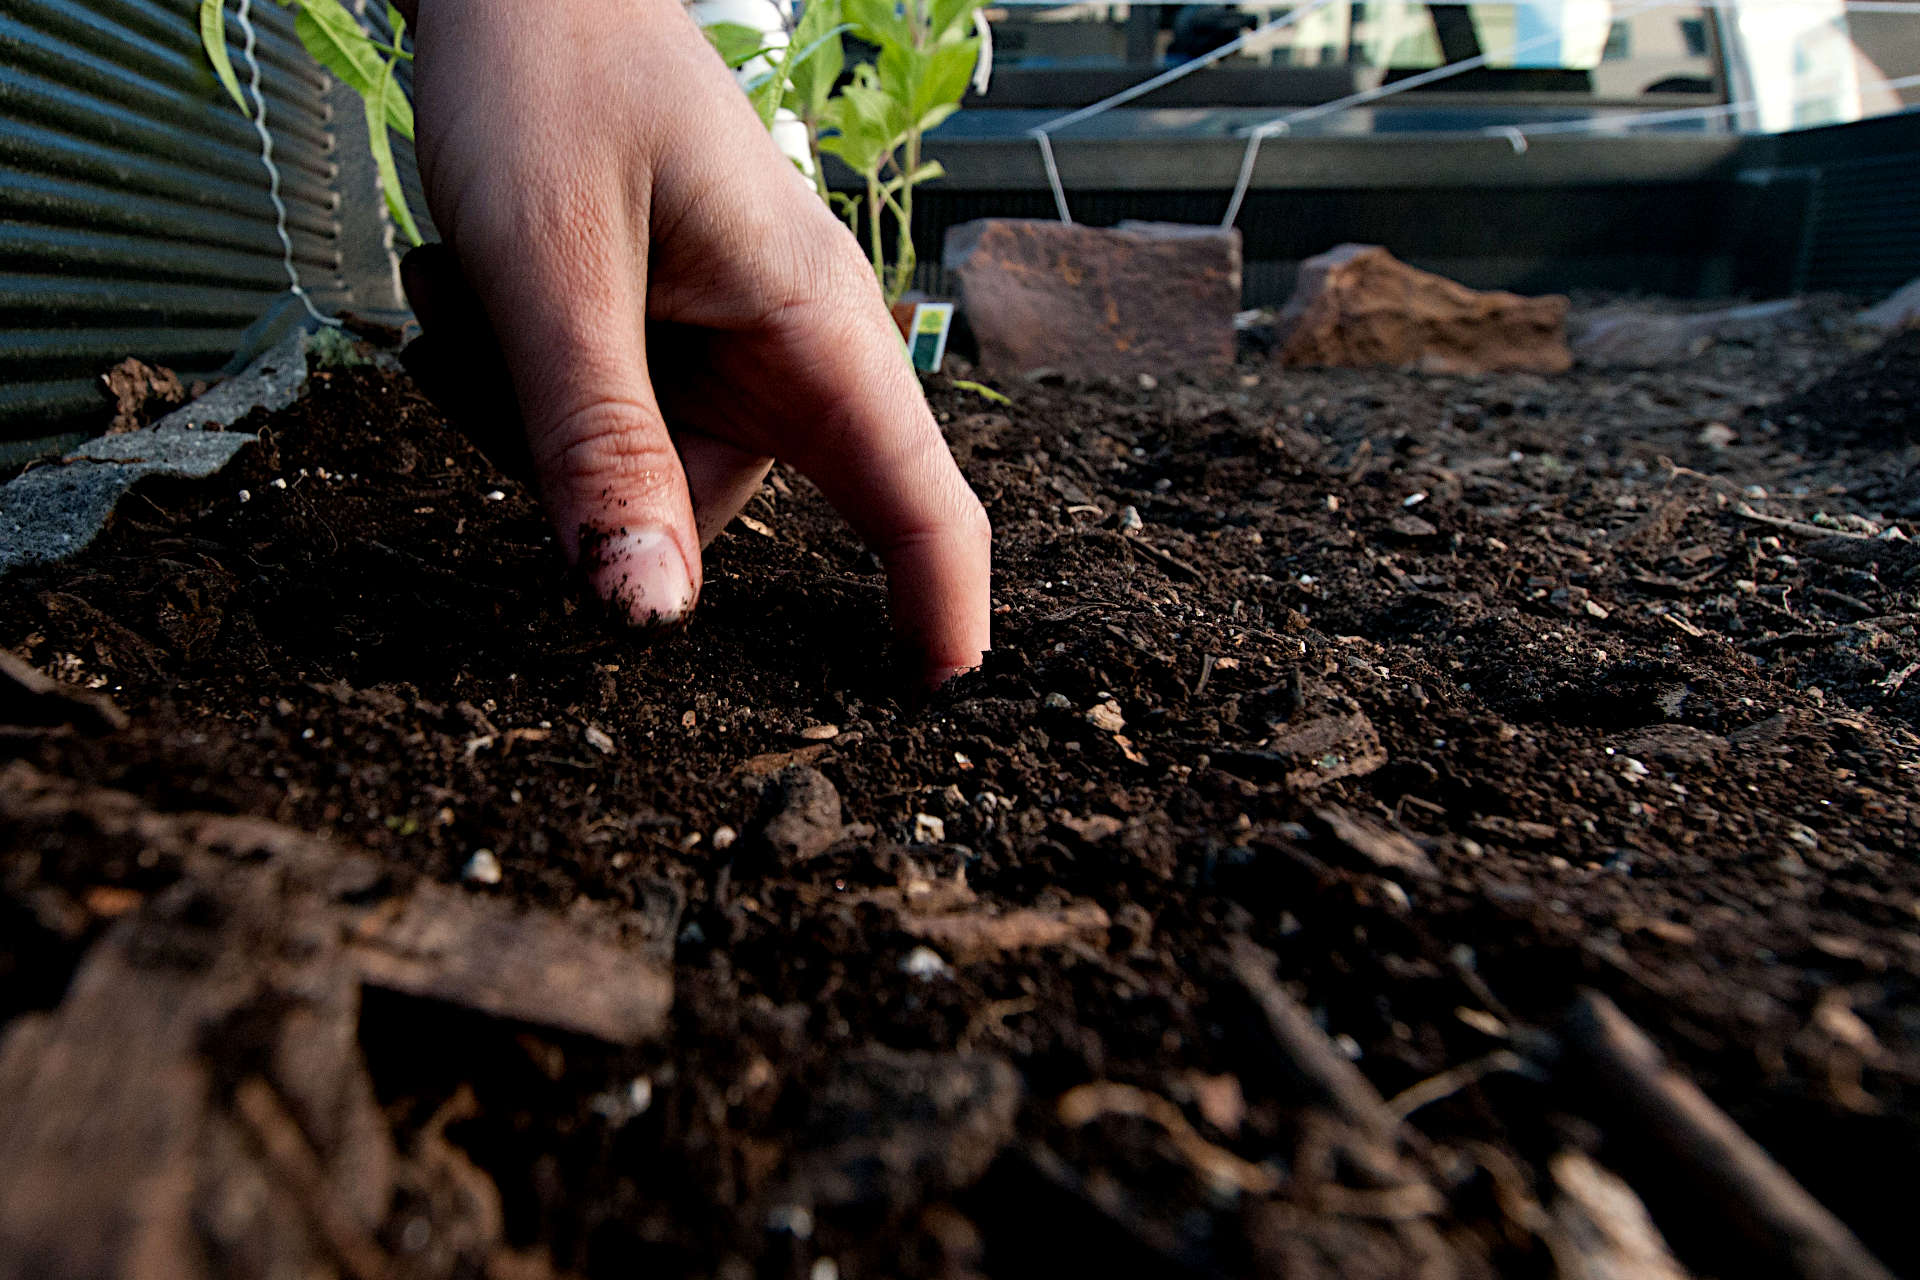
[3, 302, 1918, 1280]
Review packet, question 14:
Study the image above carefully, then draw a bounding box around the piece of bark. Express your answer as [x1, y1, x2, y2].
[1314, 807, 1439, 882]
[0, 870, 387, 1280]
[1209, 713, 1387, 791]
[1562, 990, 1895, 1280]
[898, 901, 1111, 961]
[0, 925, 212, 1279]
[344, 883, 673, 1046]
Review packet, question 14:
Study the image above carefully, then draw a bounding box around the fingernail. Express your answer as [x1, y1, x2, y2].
[585, 528, 696, 626]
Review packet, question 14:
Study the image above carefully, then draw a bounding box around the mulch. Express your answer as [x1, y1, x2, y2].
[1, 303, 1916, 1279]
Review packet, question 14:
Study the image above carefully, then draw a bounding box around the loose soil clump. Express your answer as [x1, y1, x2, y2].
[2, 306, 1917, 1280]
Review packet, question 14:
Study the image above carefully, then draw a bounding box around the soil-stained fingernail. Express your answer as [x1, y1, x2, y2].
[585, 528, 696, 626]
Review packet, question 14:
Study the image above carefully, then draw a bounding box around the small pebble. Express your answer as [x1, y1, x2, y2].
[1402, 491, 1428, 507]
[902, 945, 951, 978]
[583, 725, 616, 755]
[799, 723, 839, 740]
[1117, 505, 1143, 533]
[1043, 692, 1072, 711]
[461, 850, 502, 885]
[269, 477, 287, 490]
[712, 825, 738, 850]
[1697, 421, 1736, 448]
[1137, 373, 1158, 390]
[810, 1260, 839, 1280]
[1085, 700, 1126, 733]
[912, 813, 946, 844]
[484, 489, 507, 501]
[767, 1205, 814, 1239]
[236, 489, 251, 503]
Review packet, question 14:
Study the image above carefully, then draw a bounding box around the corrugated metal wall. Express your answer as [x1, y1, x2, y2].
[0, 0, 426, 450]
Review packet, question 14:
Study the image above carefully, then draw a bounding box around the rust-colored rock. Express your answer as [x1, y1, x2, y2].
[943, 218, 1240, 379]
[1275, 244, 1570, 374]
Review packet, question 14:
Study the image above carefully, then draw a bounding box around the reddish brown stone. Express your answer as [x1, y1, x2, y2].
[943, 219, 1240, 379]
[1275, 244, 1570, 374]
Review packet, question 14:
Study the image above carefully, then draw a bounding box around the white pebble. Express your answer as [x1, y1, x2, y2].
[583, 725, 616, 755]
[912, 813, 946, 844]
[1085, 700, 1126, 733]
[799, 723, 840, 740]
[902, 946, 951, 978]
[461, 849, 502, 885]
[484, 489, 507, 501]
[712, 825, 738, 850]
[237, 489, 251, 503]
[269, 477, 287, 490]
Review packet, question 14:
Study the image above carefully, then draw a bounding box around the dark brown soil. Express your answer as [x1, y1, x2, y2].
[3, 307, 1918, 1280]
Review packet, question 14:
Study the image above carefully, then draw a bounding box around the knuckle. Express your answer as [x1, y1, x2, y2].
[535, 400, 680, 496]
[957, 492, 994, 546]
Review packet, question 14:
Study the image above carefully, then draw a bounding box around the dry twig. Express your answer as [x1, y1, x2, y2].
[1562, 991, 1894, 1280]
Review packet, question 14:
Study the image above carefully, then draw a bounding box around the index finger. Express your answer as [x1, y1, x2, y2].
[666, 264, 993, 686]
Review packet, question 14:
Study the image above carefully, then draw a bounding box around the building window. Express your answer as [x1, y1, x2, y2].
[1678, 16, 1708, 56]
[1602, 20, 1631, 61]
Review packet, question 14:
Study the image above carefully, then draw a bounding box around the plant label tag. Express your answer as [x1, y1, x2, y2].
[905, 302, 954, 373]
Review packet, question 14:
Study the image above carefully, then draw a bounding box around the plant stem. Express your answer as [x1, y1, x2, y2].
[866, 171, 884, 290]
[805, 121, 831, 204]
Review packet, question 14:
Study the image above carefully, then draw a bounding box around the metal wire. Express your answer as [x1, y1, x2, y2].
[1484, 70, 1920, 141]
[1029, 0, 1344, 223]
[235, 0, 337, 327]
[1217, 0, 1920, 226]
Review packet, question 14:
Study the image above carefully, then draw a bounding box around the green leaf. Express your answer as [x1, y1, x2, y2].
[915, 100, 960, 134]
[879, 158, 943, 196]
[844, 0, 907, 50]
[928, 0, 982, 43]
[784, 15, 848, 123]
[386, 2, 405, 40]
[200, 0, 250, 114]
[951, 378, 1010, 405]
[913, 37, 978, 124]
[364, 57, 422, 247]
[702, 20, 773, 70]
[291, 0, 412, 137]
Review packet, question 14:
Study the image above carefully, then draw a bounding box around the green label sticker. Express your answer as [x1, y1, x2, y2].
[905, 302, 954, 373]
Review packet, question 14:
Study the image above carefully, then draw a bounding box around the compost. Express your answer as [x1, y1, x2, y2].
[2, 304, 1917, 1280]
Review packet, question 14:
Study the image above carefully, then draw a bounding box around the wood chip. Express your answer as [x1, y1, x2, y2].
[1315, 807, 1438, 881]
[345, 884, 673, 1046]
[899, 902, 1110, 961]
[1209, 713, 1387, 791]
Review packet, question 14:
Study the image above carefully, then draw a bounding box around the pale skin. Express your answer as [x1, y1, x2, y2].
[392, 0, 991, 685]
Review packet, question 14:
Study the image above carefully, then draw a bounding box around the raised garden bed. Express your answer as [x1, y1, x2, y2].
[2, 308, 1917, 1279]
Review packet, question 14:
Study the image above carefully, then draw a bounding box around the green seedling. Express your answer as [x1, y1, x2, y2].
[200, 0, 423, 246]
[705, 0, 985, 307]
[951, 379, 1009, 405]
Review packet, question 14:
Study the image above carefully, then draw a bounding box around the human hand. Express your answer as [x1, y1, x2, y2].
[396, 0, 990, 685]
